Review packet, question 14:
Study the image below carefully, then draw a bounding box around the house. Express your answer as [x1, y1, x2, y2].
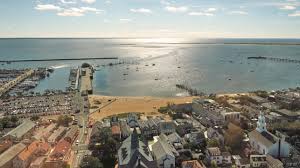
[206, 127, 224, 145]
[117, 129, 156, 168]
[206, 147, 223, 165]
[182, 160, 206, 168]
[159, 122, 175, 135]
[221, 112, 240, 122]
[2, 119, 36, 142]
[248, 112, 290, 157]
[44, 140, 71, 168]
[120, 120, 132, 140]
[0, 143, 26, 168]
[250, 155, 267, 168]
[127, 113, 139, 128]
[63, 125, 78, 143]
[138, 118, 160, 138]
[185, 132, 205, 147]
[174, 119, 193, 136]
[111, 124, 121, 140]
[281, 156, 300, 168]
[232, 155, 250, 168]
[222, 152, 232, 165]
[266, 154, 284, 168]
[152, 136, 176, 168]
[13, 141, 50, 168]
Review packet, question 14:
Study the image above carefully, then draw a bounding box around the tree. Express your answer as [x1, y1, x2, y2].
[211, 160, 218, 168]
[30, 115, 40, 121]
[207, 138, 220, 148]
[57, 115, 72, 127]
[224, 123, 244, 152]
[80, 156, 103, 168]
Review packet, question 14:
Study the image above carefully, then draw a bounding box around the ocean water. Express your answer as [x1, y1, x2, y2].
[1, 38, 300, 97]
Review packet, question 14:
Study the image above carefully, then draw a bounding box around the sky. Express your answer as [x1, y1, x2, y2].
[1, 0, 300, 38]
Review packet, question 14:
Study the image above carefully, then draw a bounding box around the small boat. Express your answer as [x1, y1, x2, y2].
[152, 64, 156, 66]
[178, 66, 181, 68]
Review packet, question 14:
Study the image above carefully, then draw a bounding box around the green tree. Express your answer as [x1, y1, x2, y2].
[211, 160, 218, 168]
[207, 138, 220, 148]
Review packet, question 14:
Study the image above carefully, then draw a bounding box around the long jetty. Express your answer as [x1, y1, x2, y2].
[248, 56, 300, 63]
[0, 57, 118, 63]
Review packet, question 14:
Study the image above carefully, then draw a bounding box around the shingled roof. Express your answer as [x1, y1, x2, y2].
[117, 129, 156, 168]
[248, 130, 277, 148]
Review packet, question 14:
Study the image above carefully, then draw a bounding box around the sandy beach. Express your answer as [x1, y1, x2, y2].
[88, 95, 197, 121]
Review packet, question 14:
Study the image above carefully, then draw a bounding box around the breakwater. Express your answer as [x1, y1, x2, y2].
[248, 56, 300, 63]
[0, 57, 118, 63]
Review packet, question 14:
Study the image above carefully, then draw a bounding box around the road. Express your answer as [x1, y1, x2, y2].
[71, 92, 91, 168]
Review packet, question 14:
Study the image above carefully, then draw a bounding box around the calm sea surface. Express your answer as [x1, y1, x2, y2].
[1, 38, 300, 97]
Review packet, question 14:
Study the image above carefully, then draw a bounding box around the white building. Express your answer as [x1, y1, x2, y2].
[152, 134, 176, 168]
[248, 112, 290, 158]
[206, 147, 223, 165]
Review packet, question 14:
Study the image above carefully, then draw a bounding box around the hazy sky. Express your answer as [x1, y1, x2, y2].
[1, 0, 300, 38]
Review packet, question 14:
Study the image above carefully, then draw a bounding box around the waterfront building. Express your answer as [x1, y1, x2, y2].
[248, 112, 290, 158]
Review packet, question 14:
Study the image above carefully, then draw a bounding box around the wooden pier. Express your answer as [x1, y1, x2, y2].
[248, 56, 300, 63]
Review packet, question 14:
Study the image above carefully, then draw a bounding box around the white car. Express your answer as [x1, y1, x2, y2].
[75, 140, 79, 145]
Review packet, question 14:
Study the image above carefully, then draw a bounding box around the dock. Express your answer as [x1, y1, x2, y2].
[0, 57, 118, 63]
[80, 67, 93, 96]
[0, 69, 34, 97]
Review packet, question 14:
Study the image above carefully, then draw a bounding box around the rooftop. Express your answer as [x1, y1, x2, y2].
[4, 119, 35, 139]
[0, 143, 26, 167]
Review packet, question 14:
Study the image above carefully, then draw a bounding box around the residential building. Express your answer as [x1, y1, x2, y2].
[222, 152, 232, 165]
[117, 129, 156, 168]
[152, 136, 176, 168]
[248, 112, 290, 157]
[138, 118, 160, 138]
[127, 113, 139, 128]
[250, 155, 267, 168]
[182, 160, 206, 168]
[0, 143, 26, 168]
[159, 121, 175, 135]
[206, 147, 222, 165]
[206, 127, 224, 145]
[111, 124, 121, 141]
[221, 112, 240, 122]
[232, 155, 250, 168]
[120, 120, 132, 140]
